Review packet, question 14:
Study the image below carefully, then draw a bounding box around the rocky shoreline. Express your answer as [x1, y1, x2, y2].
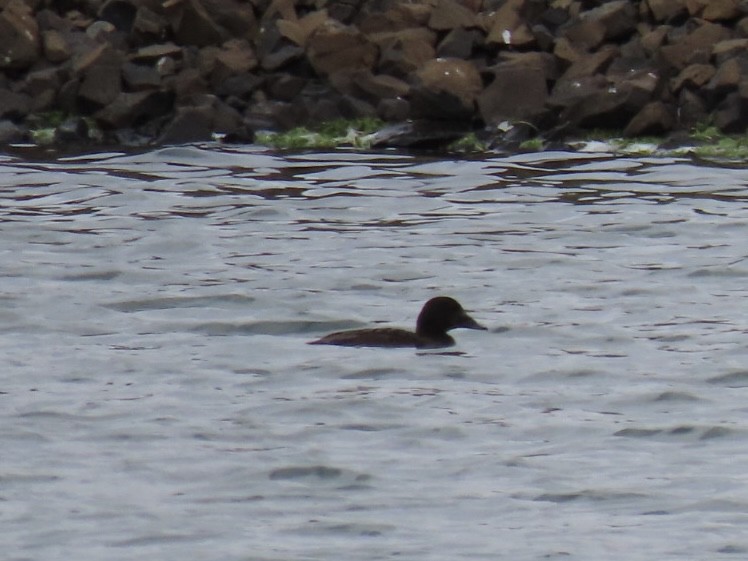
[2, 0, 748, 149]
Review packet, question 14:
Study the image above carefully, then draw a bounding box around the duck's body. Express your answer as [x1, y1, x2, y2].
[309, 296, 486, 349]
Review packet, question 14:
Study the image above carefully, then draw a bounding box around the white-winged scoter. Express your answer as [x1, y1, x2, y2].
[309, 296, 486, 349]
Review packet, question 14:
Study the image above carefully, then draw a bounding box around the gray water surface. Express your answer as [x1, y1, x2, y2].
[3, 146, 748, 561]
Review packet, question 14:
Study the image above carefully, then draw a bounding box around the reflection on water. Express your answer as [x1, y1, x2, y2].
[3, 145, 748, 561]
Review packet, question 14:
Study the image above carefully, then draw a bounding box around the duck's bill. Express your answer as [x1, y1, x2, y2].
[459, 314, 487, 330]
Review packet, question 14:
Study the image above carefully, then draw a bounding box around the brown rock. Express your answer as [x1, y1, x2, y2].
[409, 87, 474, 121]
[86, 20, 119, 44]
[384, 3, 433, 29]
[549, 74, 608, 110]
[588, 0, 638, 39]
[79, 64, 123, 109]
[714, 91, 748, 132]
[0, 0, 40, 69]
[22, 67, 61, 110]
[210, 0, 258, 37]
[606, 56, 656, 81]
[558, 46, 619, 81]
[677, 88, 708, 127]
[338, 94, 377, 120]
[486, 0, 536, 48]
[72, 43, 109, 75]
[560, 86, 641, 129]
[211, 39, 257, 85]
[325, 0, 360, 23]
[640, 25, 669, 55]
[0, 88, 31, 119]
[623, 101, 675, 136]
[618, 71, 661, 106]
[244, 99, 292, 131]
[478, 63, 548, 125]
[702, 0, 741, 21]
[304, 96, 345, 124]
[0, 119, 26, 143]
[266, 73, 306, 101]
[261, 0, 297, 22]
[377, 97, 410, 121]
[42, 29, 72, 63]
[428, 0, 476, 30]
[553, 36, 584, 64]
[561, 18, 606, 51]
[350, 71, 410, 102]
[95, 90, 173, 128]
[167, 68, 208, 103]
[307, 20, 377, 76]
[164, 0, 226, 47]
[562, 1, 637, 50]
[211, 98, 245, 135]
[133, 6, 167, 39]
[122, 61, 162, 90]
[416, 58, 482, 110]
[277, 10, 327, 47]
[75, 45, 123, 109]
[373, 28, 436, 78]
[437, 27, 481, 59]
[216, 72, 263, 99]
[685, 0, 707, 16]
[497, 51, 560, 81]
[99, 0, 136, 33]
[57, 79, 81, 113]
[156, 56, 177, 77]
[707, 57, 748, 96]
[737, 16, 748, 37]
[261, 44, 303, 71]
[659, 21, 732, 70]
[35, 9, 73, 33]
[671, 63, 716, 92]
[713, 39, 748, 65]
[645, 0, 687, 22]
[158, 103, 215, 144]
[357, 12, 392, 35]
[131, 43, 183, 61]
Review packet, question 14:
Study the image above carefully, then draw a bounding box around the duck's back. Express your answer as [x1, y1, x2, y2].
[309, 327, 424, 348]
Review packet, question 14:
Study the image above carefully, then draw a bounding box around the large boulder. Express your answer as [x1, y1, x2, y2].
[372, 28, 436, 78]
[659, 21, 732, 71]
[0, 0, 40, 69]
[645, 0, 688, 22]
[96, 90, 174, 128]
[0, 88, 31, 119]
[428, 0, 477, 31]
[410, 58, 482, 120]
[307, 19, 377, 76]
[624, 101, 676, 136]
[478, 62, 549, 125]
[73, 44, 124, 110]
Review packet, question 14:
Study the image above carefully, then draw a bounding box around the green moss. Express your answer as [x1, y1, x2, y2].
[258, 118, 385, 149]
[689, 123, 720, 143]
[685, 122, 748, 159]
[519, 137, 544, 151]
[691, 135, 748, 159]
[448, 133, 487, 153]
[30, 127, 56, 145]
[30, 110, 67, 128]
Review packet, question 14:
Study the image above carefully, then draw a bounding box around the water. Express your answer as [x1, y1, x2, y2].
[3, 145, 748, 561]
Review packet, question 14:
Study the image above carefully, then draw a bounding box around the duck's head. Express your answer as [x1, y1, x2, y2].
[416, 296, 486, 336]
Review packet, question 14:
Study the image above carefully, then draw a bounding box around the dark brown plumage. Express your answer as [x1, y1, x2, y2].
[308, 296, 486, 349]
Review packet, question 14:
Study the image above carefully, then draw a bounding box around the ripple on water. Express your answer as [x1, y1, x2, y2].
[4, 147, 748, 561]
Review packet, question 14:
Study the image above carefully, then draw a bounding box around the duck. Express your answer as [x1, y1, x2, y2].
[308, 296, 486, 349]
